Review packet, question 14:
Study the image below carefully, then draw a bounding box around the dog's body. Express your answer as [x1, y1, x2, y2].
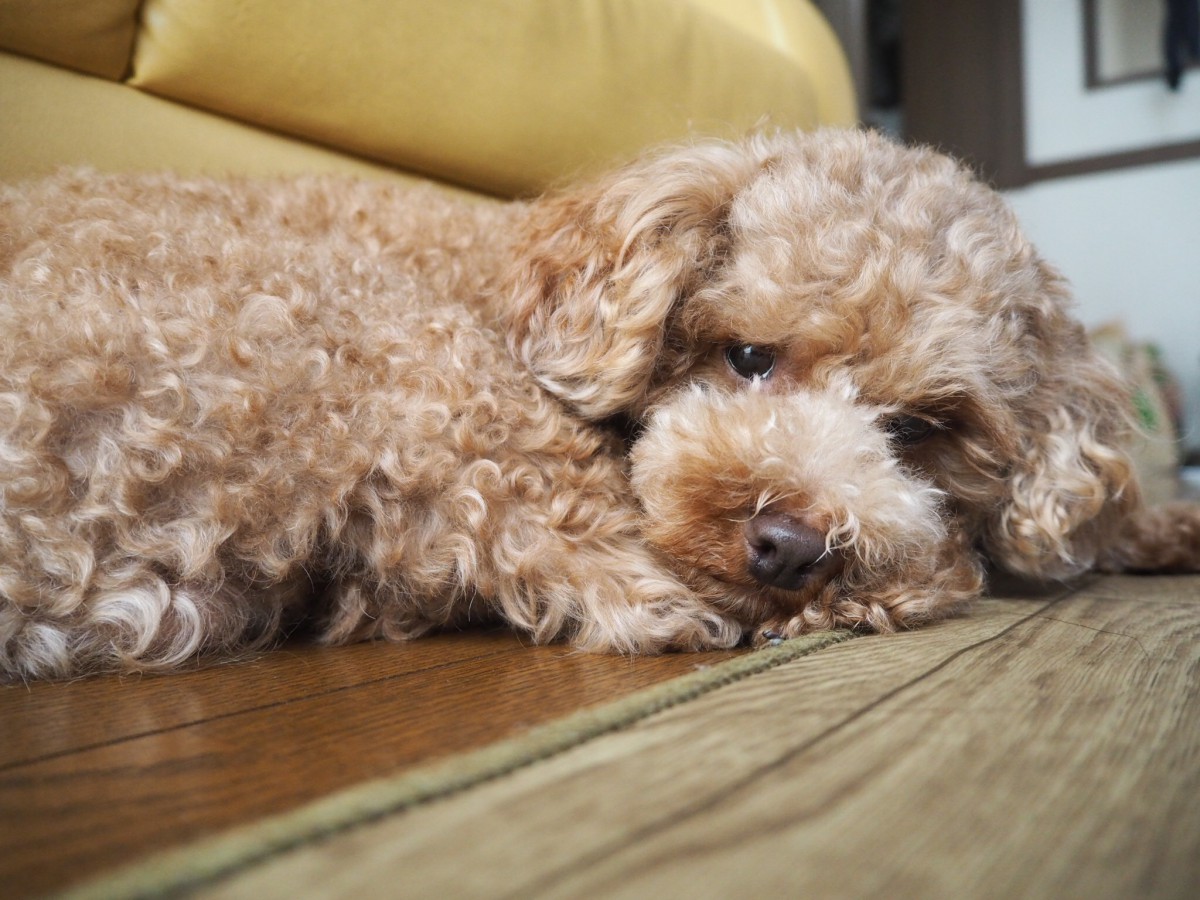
[2, 130, 1197, 679]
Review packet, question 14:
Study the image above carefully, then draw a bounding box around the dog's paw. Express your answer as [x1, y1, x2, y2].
[756, 627, 787, 648]
[570, 578, 743, 655]
[751, 623, 785, 649]
[658, 600, 745, 653]
[750, 616, 813, 648]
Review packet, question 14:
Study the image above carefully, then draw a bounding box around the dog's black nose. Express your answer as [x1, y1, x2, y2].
[743, 513, 827, 590]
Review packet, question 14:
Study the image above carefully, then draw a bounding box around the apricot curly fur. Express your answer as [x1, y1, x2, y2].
[2, 129, 1196, 679]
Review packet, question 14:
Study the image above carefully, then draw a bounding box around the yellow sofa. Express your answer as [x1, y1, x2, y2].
[0, 0, 854, 196]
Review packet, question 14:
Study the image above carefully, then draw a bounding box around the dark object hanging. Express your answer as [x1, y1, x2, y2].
[1165, 0, 1200, 89]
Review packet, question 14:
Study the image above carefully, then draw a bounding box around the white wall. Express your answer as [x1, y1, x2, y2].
[1004, 161, 1200, 449]
[1010, 0, 1200, 451]
[1022, 0, 1200, 165]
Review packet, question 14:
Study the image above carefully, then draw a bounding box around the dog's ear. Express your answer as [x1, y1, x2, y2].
[504, 140, 761, 419]
[983, 266, 1139, 578]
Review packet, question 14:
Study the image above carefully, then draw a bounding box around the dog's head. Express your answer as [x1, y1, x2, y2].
[506, 129, 1137, 633]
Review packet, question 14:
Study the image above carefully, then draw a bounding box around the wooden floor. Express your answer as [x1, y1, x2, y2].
[0, 631, 738, 897]
[4, 572, 1199, 898]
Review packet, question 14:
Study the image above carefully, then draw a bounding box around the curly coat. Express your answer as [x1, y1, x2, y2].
[2, 129, 1197, 678]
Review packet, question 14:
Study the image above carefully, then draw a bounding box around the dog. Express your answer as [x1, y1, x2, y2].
[2, 128, 1197, 679]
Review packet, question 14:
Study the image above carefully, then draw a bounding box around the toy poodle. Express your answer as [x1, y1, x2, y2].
[2, 128, 1197, 679]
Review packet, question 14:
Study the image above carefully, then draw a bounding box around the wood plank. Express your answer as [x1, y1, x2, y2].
[0, 634, 738, 897]
[0, 631, 523, 768]
[193, 576, 1200, 899]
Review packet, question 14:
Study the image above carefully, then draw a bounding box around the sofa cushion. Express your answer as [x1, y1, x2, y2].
[687, 0, 856, 126]
[131, 0, 838, 196]
[0, 0, 139, 80]
[0, 53, 443, 185]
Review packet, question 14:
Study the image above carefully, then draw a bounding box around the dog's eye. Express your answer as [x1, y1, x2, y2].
[884, 414, 938, 446]
[726, 344, 776, 380]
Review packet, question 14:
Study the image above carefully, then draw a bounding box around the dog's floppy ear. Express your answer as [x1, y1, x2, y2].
[504, 140, 760, 419]
[983, 266, 1139, 578]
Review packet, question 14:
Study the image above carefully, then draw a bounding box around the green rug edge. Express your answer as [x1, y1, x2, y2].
[60, 630, 855, 900]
